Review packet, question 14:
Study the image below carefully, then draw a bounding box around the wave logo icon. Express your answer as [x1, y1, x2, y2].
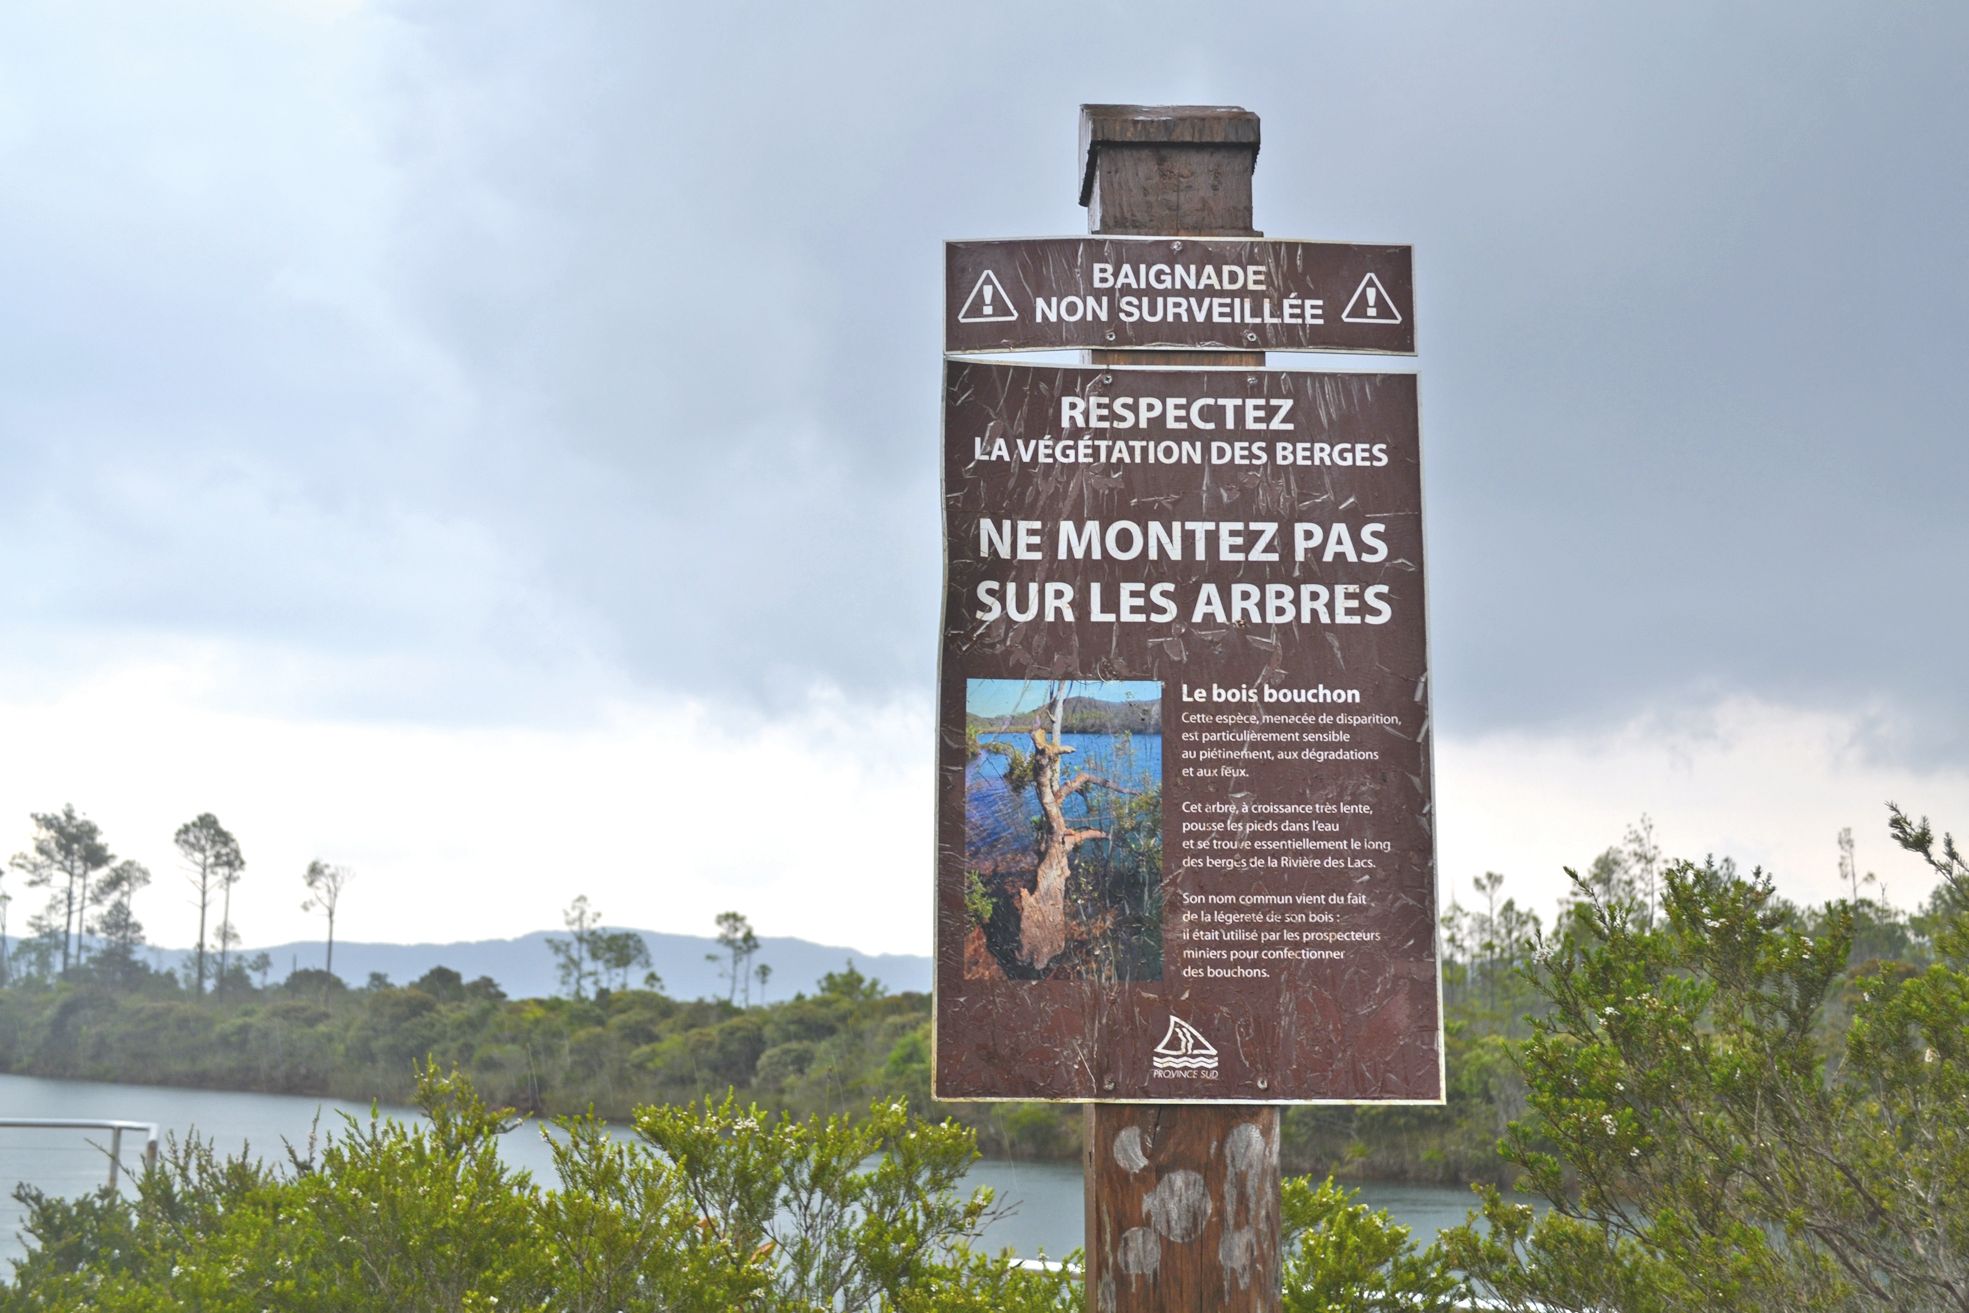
[1151, 1015, 1218, 1071]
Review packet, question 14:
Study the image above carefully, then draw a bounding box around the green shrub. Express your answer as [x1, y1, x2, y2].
[1281, 1176, 1464, 1312]
[1440, 815, 1969, 1313]
[1, 1064, 1077, 1312]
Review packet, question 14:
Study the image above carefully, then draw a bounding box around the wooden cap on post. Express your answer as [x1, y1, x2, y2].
[1078, 104, 1262, 236]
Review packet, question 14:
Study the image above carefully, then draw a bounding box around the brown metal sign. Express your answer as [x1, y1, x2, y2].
[945, 237, 1415, 355]
[934, 359, 1442, 1104]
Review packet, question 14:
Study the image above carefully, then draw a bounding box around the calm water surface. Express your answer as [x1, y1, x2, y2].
[967, 730, 1161, 865]
[0, 1073, 1480, 1266]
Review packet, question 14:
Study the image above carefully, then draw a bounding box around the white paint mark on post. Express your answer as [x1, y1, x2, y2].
[1114, 1125, 1150, 1173]
[1118, 1226, 1161, 1277]
[1219, 1120, 1271, 1292]
[1143, 1168, 1213, 1243]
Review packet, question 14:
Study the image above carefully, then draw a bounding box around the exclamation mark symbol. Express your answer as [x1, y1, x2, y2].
[960, 270, 1016, 323]
[1343, 273, 1397, 326]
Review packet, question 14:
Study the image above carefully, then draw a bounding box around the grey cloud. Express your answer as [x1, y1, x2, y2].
[1, 1, 1963, 753]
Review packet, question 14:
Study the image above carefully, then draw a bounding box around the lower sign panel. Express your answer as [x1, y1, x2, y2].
[934, 360, 1443, 1104]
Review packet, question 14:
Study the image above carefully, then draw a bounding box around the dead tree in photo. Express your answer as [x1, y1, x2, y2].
[302, 860, 354, 977]
[1015, 682, 1134, 970]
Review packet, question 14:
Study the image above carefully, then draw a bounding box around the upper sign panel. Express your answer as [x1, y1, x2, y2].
[946, 237, 1414, 354]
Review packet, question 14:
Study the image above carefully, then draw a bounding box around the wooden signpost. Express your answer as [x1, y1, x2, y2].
[1084, 104, 1286, 1313]
[935, 106, 1438, 1311]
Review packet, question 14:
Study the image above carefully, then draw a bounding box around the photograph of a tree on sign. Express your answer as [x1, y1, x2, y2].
[963, 678, 1162, 984]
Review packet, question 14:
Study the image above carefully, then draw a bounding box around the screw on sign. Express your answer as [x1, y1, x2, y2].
[934, 106, 1439, 1312]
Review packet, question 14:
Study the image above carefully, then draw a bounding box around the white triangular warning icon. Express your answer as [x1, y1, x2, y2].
[957, 269, 1018, 324]
[1341, 272, 1402, 326]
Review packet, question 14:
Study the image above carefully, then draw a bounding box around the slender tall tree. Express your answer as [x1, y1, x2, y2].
[93, 859, 151, 968]
[1473, 870, 1506, 1014]
[712, 911, 759, 1004]
[1835, 825, 1880, 904]
[1623, 813, 1662, 925]
[10, 805, 113, 974]
[174, 813, 242, 997]
[301, 860, 354, 977]
[215, 844, 246, 984]
[547, 896, 602, 999]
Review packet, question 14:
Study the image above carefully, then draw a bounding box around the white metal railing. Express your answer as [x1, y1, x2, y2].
[0, 1118, 160, 1195]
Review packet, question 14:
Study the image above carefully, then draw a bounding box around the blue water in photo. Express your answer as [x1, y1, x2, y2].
[966, 732, 1162, 870]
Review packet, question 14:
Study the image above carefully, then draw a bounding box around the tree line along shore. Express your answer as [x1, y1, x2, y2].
[3, 803, 1962, 1188]
[3, 806, 1965, 1311]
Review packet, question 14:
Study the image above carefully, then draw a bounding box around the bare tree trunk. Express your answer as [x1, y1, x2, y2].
[194, 870, 210, 997]
[1017, 730, 1075, 969]
[1017, 685, 1111, 969]
[219, 879, 234, 983]
[76, 869, 90, 968]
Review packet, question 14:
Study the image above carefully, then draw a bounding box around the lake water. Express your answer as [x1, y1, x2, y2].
[0, 1073, 1480, 1267]
[967, 731, 1162, 867]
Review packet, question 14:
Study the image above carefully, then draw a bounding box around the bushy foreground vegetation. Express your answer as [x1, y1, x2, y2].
[2, 1063, 1076, 1312]
[2, 1063, 1454, 1311]
[1438, 810, 1969, 1313]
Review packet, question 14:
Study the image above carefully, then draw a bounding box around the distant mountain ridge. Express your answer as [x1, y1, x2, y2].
[137, 931, 930, 1001]
[969, 695, 1160, 735]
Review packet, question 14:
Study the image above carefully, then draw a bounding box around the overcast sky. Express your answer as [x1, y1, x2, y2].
[1, 2, 1964, 960]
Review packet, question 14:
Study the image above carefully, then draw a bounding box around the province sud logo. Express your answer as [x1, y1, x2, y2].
[1151, 1015, 1218, 1072]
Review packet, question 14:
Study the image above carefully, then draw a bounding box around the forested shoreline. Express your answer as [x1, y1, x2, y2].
[6, 808, 1967, 1311]
[4, 803, 1958, 1186]
[0, 954, 1494, 1178]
